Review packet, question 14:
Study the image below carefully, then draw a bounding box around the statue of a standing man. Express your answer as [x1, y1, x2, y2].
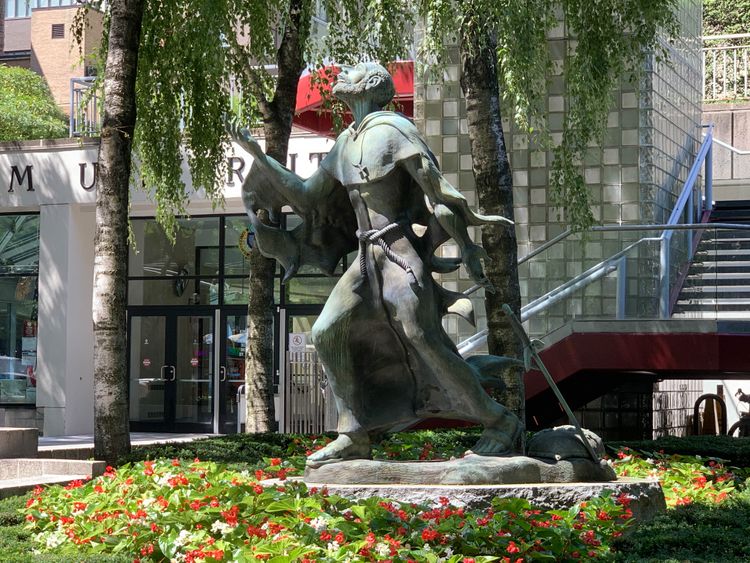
[230, 62, 522, 464]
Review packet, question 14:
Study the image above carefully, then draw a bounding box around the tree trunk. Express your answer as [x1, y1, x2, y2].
[93, 0, 143, 462]
[245, 0, 309, 433]
[459, 19, 524, 424]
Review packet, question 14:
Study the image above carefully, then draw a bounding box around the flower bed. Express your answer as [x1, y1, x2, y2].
[19, 436, 749, 562]
[24, 456, 630, 562]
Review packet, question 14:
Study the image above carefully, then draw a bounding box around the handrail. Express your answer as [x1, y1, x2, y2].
[458, 126, 716, 355]
[711, 136, 750, 156]
[704, 33, 750, 41]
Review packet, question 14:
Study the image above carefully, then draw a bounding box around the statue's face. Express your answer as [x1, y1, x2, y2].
[332, 63, 369, 101]
[332, 62, 395, 111]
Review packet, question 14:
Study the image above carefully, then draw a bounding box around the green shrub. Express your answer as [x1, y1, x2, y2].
[608, 436, 750, 468]
[704, 0, 750, 38]
[615, 488, 750, 562]
[0, 66, 68, 142]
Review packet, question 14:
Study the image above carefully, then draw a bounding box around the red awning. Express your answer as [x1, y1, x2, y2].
[293, 61, 414, 137]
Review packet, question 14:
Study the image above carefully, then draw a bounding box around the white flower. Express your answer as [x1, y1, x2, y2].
[444, 547, 454, 557]
[309, 516, 328, 532]
[171, 554, 186, 563]
[327, 541, 341, 552]
[211, 520, 232, 534]
[142, 497, 156, 508]
[375, 542, 390, 557]
[44, 531, 66, 549]
[173, 529, 192, 547]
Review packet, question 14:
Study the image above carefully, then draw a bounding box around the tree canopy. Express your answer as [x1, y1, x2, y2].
[704, 0, 750, 37]
[418, 0, 678, 230]
[122, 0, 414, 236]
[0, 65, 68, 142]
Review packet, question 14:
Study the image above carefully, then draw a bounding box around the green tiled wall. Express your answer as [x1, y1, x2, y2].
[415, 1, 702, 342]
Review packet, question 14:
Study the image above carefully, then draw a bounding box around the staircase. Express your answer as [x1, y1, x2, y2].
[673, 200, 750, 319]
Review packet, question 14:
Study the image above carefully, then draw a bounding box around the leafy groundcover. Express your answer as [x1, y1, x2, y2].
[11, 433, 750, 562]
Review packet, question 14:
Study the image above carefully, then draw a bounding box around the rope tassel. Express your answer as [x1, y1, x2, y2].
[357, 223, 419, 286]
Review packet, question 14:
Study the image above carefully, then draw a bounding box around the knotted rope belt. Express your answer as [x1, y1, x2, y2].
[356, 222, 418, 285]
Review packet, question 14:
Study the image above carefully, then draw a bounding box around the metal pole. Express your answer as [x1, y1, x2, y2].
[501, 305, 600, 464]
[616, 257, 627, 320]
[706, 141, 714, 212]
[659, 235, 671, 318]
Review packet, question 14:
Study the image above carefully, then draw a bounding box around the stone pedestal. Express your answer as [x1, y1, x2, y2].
[304, 454, 617, 485]
[302, 479, 665, 522]
[0, 427, 38, 458]
[302, 455, 666, 521]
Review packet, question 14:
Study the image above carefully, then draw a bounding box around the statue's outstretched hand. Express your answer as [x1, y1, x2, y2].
[463, 244, 495, 294]
[225, 119, 266, 163]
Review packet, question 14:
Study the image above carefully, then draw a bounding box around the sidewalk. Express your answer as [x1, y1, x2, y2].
[37, 432, 218, 460]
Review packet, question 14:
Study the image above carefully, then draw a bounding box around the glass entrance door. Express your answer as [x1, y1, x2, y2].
[220, 312, 247, 434]
[129, 312, 214, 432]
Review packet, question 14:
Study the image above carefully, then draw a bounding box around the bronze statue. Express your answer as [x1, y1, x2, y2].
[229, 62, 522, 464]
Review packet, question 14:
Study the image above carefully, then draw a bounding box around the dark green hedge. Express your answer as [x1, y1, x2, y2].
[704, 0, 750, 38]
[608, 435, 750, 467]
[615, 489, 750, 562]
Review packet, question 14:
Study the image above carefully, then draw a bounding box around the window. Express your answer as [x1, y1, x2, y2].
[51, 23, 64, 39]
[0, 215, 40, 407]
[4, 0, 75, 19]
[127, 214, 345, 308]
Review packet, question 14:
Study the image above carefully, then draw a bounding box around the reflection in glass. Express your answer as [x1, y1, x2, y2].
[224, 314, 247, 433]
[129, 217, 219, 278]
[129, 317, 166, 423]
[175, 316, 213, 424]
[128, 279, 214, 306]
[0, 215, 39, 406]
[286, 276, 338, 304]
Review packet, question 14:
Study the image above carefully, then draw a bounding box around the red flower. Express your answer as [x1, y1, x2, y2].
[319, 530, 332, 541]
[270, 458, 282, 466]
[143, 461, 155, 476]
[172, 458, 181, 466]
[507, 540, 521, 554]
[421, 527, 440, 542]
[335, 531, 345, 544]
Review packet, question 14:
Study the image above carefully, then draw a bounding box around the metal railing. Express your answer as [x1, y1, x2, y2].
[69, 77, 99, 137]
[458, 125, 715, 356]
[704, 34, 750, 102]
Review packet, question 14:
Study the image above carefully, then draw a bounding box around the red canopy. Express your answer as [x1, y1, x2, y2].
[293, 61, 414, 137]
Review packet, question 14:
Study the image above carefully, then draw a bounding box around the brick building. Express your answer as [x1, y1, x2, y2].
[1, 1, 103, 115]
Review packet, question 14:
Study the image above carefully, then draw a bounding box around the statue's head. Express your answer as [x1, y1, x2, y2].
[332, 62, 395, 109]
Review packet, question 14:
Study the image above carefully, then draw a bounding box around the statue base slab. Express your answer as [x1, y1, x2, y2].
[304, 454, 616, 485]
[300, 477, 666, 521]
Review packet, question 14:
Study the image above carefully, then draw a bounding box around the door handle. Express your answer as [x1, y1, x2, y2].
[168, 365, 176, 381]
[159, 365, 168, 381]
[219, 366, 227, 382]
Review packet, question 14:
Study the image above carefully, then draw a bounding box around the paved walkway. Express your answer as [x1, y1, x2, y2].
[38, 432, 217, 454]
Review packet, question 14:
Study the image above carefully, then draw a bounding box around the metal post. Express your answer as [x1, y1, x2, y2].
[616, 256, 627, 320]
[706, 141, 714, 212]
[69, 80, 75, 137]
[687, 190, 694, 252]
[659, 235, 671, 318]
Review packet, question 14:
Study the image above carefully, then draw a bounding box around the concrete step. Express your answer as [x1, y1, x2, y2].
[694, 248, 750, 259]
[680, 285, 750, 295]
[687, 263, 750, 273]
[675, 298, 750, 307]
[671, 310, 750, 319]
[688, 271, 750, 287]
[0, 458, 105, 499]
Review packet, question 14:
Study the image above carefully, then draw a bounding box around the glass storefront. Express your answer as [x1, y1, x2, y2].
[127, 214, 345, 432]
[0, 215, 39, 406]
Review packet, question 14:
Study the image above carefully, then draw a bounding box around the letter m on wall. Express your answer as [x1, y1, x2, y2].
[9, 165, 34, 192]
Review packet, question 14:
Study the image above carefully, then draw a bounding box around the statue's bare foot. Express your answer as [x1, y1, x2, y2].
[467, 412, 523, 456]
[306, 433, 371, 466]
